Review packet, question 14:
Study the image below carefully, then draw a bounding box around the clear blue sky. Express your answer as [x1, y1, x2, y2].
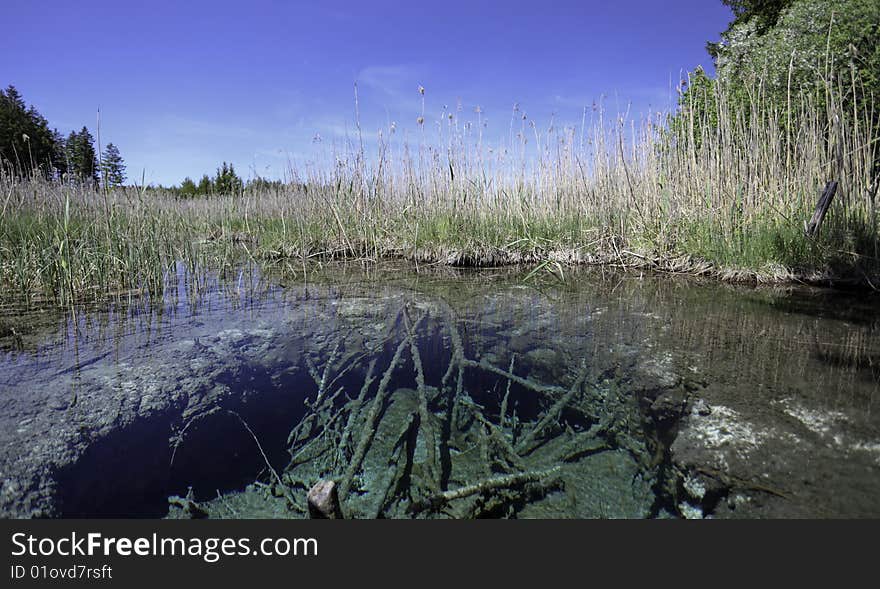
[1, 0, 732, 186]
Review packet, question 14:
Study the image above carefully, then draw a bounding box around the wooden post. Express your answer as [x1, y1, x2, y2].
[805, 181, 838, 239]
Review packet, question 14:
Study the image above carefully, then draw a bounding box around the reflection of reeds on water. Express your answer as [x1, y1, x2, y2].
[644, 282, 880, 412]
[813, 329, 879, 375]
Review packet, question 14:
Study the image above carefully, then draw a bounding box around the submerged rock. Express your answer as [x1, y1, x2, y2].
[669, 393, 880, 518]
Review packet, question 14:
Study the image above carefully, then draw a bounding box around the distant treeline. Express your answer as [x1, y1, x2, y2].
[1, 85, 292, 197]
[0, 85, 126, 186]
[152, 166, 299, 197]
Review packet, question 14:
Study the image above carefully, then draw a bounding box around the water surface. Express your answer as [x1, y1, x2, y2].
[1, 263, 877, 518]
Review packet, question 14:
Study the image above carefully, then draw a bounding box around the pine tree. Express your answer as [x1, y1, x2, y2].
[213, 161, 243, 195]
[0, 85, 66, 176]
[179, 177, 197, 197]
[197, 174, 213, 195]
[65, 127, 98, 184]
[100, 142, 126, 187]
[50, 129, 68, 179]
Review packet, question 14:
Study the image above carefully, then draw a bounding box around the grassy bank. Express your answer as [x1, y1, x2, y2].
[1, 73, 878, 303]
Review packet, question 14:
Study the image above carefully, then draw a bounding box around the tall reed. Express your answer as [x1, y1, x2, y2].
[0, 67, 877, 303]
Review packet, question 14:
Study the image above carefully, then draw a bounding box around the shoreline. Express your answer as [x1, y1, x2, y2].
[259, 240, 878, 291]
[1, 240, 876, 308]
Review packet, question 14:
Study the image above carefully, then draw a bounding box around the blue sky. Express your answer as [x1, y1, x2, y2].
[1, 1, 732, 185]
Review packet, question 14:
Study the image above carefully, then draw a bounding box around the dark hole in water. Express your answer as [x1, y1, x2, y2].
[463, 366, 541, 421]
[53, 362, 321, 517]
[458, 358, 595, 431]
[412, 322, 553, 424]
[52, 322, 589, 517]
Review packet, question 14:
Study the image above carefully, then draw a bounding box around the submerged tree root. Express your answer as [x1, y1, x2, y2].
[172, 300, 661, 519]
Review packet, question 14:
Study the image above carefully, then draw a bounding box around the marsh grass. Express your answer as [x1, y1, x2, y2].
[1, 68, 878, 303]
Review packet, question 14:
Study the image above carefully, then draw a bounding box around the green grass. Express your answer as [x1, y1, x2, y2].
[1, 70, 878, 303]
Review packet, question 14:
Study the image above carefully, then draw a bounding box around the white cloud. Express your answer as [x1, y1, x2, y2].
[159, 115, 257, 139]
[357, 64, 415, 96]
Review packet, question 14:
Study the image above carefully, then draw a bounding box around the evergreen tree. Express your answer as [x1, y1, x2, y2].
[213, 161, 243, 195]
[197, 174, 213, 195]
[179, 177, 197, 197]
[66, 127, 98, 184]
[247, 176, 284, 193]
[0, 85, 66, 176]
[100, 142, 126, 187]
[50, 129, 68, 179]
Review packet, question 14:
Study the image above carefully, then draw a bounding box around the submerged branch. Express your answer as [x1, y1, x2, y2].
[516, 362, 591, 455]
[340, 313, 425, 498]
[409, 466, 562, 514]
[461, 358, 567, 397]
[405, 310, 439, 494]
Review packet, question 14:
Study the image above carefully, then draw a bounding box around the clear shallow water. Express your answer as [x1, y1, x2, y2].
[0, 263, 878, 518]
